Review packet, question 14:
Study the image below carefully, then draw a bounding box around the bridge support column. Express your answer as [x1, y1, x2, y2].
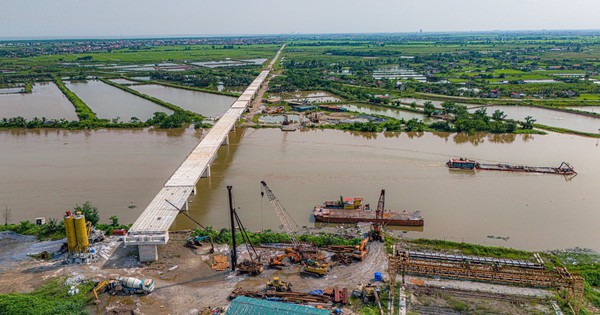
[138, 245, 158, 262]
[202, 165, 211, 178]
[223, 134, 229, 145]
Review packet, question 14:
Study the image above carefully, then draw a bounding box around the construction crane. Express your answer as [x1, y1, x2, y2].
[260, 181, 300, 247]
[369, 189, 385, 242]
[228, 186, 263, 275]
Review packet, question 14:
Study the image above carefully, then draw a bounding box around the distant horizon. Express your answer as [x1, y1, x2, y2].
[3, 0, 600, 41]
[2, 28, 600, 42]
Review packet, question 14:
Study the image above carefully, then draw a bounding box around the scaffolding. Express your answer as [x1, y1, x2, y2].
[388, 248, 585, 314]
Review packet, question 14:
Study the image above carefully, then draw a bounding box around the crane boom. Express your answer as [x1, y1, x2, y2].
[260, 181, 299, 246]
[376, 189, 385, 222]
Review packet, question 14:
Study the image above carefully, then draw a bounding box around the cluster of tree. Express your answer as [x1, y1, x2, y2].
[150, 68, 254, 87]
[323, 117, 426, 133]
[0, 111, 202, 130]
[424, 101, 536, 133]
[0, 201, 130, 240]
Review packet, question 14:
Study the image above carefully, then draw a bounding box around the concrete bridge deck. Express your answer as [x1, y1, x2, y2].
[124, 45, 284, 261]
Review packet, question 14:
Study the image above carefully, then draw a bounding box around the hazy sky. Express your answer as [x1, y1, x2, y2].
[1, 0, 600, 39]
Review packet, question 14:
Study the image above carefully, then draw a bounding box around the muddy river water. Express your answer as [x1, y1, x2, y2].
[1, 128, 599, 252]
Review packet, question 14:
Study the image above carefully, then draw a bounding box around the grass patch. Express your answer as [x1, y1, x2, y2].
[192, 227, 362, 247]
[53, 76, 96, 121]
[534, 123, 600, 138]
[406, 238, 533, 260]
[0, 277, 94, 315]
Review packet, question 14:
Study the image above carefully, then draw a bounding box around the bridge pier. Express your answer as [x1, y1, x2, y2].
[202, 164, 211, 178]
[138, 244, 158, 262]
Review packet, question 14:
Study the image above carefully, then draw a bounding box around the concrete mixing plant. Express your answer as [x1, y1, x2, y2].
[63, 210, 93, 263]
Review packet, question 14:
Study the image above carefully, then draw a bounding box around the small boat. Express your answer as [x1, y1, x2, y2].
[446, 158, 479, 169]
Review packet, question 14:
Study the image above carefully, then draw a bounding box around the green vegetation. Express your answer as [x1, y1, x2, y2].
[0, 201, 129, 240]
[53, 76, 97, 121]
[0, 277, 93, 315]
[0, 220, 65, 241]
[23, 82, 32, 93]
[191, 227, 362, 247]
[1, 78, 205, 130]
[406, 238, 534, 260]
[549, 250, 600, 311]
[534, 123, 600, 138]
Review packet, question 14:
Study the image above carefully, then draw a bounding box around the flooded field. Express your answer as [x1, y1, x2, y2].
[0, 87, 24, 94]
[0, 82, 78, 120]
[109, 78, 137, 85]
[65, 80, 172, 121]
[2, 128, 599, 252]
[129, 84, 236, 118]
[276, 90, 342, 103]
[342, 103, 428, 121]
[191, 58, 267, 68]
[479, 105, 600, 134]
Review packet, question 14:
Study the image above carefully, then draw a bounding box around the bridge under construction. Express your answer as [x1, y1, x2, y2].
[124, 45, 285, 262]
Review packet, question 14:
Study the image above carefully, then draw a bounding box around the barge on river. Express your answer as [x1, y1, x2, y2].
[446, 158, 576, 175]
[313, 196, 424, 226]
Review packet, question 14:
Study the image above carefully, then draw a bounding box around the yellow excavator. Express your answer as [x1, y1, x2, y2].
[352, 237, 369, 261]
[268, 247, 302, 270]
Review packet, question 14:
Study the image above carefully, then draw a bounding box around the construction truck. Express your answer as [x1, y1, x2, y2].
[266, 276, 292, 292]
[352, 237, 369, 261]
[303, 259, 330, 277]
[92, 276, 155, 303]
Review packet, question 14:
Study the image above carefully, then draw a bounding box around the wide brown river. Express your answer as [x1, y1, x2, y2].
[1, 128, 599, 252]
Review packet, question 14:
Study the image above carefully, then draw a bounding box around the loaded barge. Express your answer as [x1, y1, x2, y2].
[446, 158, 576, 175]
[313, 196, 424, 226]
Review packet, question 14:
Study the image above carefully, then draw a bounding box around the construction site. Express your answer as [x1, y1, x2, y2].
[0, 180, 596, 315]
